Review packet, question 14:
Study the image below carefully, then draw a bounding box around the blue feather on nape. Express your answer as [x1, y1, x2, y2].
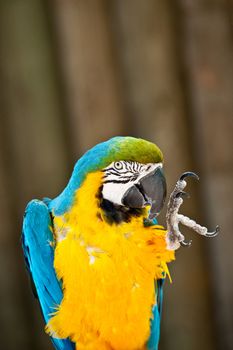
[22, 199, 75, 350]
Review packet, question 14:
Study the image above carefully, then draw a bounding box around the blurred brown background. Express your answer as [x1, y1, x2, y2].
[0, 1, 232, 350]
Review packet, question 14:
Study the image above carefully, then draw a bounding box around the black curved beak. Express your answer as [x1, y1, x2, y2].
[122, 167, 167, 219]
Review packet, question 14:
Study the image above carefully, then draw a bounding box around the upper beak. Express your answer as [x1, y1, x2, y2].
[122, 167, 167, 219]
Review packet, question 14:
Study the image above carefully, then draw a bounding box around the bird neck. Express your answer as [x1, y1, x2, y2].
[71, 171, 148, 225]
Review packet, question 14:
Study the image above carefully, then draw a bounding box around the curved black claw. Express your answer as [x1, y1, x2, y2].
[180, 172, 200, 181]
[180, 239, 192, 247]
[175, 191, 190, 199]
[205, 225, 220, 237]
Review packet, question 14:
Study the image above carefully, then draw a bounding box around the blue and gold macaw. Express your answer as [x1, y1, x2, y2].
[22, 136, 218, 350]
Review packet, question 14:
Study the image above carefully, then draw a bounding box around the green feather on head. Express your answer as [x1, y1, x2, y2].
[51, 136, 163, 215]
[104, 136, 163, 166]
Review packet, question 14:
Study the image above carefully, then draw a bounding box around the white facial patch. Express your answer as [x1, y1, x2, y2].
[102, 182, 133, 206]
[102, 161, 163, 206]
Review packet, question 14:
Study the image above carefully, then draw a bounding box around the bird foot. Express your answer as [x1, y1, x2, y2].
[165, 172, 219, 250]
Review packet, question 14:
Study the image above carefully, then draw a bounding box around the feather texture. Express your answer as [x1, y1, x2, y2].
[22, 137, 174, 350]
[22, 199, 74, 350]
[45, 171, 174, 349]
[147, 279, 164, 350]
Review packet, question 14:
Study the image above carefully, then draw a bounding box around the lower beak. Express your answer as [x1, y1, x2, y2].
[122, 167, 167, 219]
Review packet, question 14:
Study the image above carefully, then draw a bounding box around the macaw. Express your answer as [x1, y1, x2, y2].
[22, 136, 218, 350]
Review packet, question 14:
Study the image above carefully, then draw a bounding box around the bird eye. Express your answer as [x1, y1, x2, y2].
[114, 161, 123, 170]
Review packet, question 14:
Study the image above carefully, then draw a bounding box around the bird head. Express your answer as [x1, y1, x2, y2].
[51, 136, 166, 221]
[101, 160, 166, 220]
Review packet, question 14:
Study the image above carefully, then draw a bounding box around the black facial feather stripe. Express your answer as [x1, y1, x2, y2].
[125, 162, 131, 171]
[103, 178, 133, 184]
[105, 161, 143, 174]
[105, 169, 133, 176]
[124, 161, 141, 172]
[103, 173, 133, 180]
[104, 173, 139, 181]
[103, 161, 151, 184]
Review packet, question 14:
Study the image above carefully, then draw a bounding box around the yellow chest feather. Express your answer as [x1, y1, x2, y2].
[46, 172, 174, 350]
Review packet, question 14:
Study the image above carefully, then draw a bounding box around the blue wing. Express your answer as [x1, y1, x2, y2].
[144, 217, 164, 350]
[147, 279, 164, 350]
[22, 199, 75, 350]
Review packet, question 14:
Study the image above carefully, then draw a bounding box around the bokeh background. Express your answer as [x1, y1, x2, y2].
[0, 1, 232, 350]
